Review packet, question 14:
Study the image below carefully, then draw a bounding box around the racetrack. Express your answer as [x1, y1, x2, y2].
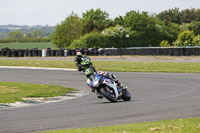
[0, 68, 200, 133]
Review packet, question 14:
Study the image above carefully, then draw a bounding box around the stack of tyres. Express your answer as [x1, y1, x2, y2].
[1, 47, 10, 56]
[79, 48, 85, 55]
[28, 49, 33, 56]
[32, 48, 39, 56]
[66, 49, 72, 56]
[71, 49, 76, 56]
[6, 49, 12, 57]
[46, 48, 51, 56]
[88, 48, 94, 56]
[18, 49, 25, 57]
[51, 50, 56, 56]
[12, 49, 18, 57]
[94, 48, 99, 56]
[38, 50, 42, 56]
[56, 50, 60, 56]
[25, 49, 29, 56]
[84, 49, 90, 55]
[59, 49, 64, 56]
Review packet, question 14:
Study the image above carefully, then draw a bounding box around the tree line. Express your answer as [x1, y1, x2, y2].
[0, 30, 50, 43]
[51, 8, 200, 48]
[0, 25, 55, 42]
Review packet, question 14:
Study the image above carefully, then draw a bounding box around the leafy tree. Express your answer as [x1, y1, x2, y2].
[6, 31, 24, 39]
[181, 21, 200, 36]
[123, 10, 160, 46]
[82, 8, 113, 34]
[156, 20, 181, 43]
[51, 13, 83, 48]
[114, 16, 124, 25]
[32, 30, 42, 38]
[157, 8, 200, 24]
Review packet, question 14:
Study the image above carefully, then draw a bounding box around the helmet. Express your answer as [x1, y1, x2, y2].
[76, 52, 83, 58]
[85, 68, 94, 78]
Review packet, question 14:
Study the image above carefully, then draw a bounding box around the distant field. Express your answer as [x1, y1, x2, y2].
[0, 42, 57, 49]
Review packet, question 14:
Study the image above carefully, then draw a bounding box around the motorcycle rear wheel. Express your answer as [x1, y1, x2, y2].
[100, 87, 117, 102]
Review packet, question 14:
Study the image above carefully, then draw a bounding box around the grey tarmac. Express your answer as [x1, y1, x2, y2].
[0, 68, 200, 133]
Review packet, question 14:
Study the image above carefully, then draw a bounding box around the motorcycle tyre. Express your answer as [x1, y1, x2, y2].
[100, 87, 117, 102]
[122, 90, 131, 101]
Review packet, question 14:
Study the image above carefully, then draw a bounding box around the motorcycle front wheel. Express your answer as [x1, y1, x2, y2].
[100, 87, 117, 102]
[122, 90, 131, 101]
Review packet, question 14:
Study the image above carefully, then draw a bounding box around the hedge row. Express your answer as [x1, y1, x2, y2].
[0, 38, 50, 43]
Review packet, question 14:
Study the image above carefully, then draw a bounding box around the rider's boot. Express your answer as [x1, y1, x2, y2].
[91, 88, 95, 93]
[96, 92, 103, 99]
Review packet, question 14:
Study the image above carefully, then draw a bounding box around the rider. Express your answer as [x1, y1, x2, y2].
[74, 51, 96, 72]
[74, 52, 88, 71]
[85, 68, 127, 97]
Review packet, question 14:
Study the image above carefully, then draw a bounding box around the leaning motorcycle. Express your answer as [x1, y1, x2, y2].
[80, 57, 96, 72]
[88, 74, 131, 102]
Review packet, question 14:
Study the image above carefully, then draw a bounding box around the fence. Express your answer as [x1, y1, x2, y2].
[1, 47, 200, 57]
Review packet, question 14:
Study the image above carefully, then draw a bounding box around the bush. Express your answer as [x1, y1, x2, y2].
[101, 25, 133, 48]
[193, 35, 200, 46]
[173, 30, 195, 47]
[69, 32, 106, 48]
[160, 40, 171, 47]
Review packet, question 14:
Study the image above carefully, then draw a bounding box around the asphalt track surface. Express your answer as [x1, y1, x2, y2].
[0, 68, 200, 133]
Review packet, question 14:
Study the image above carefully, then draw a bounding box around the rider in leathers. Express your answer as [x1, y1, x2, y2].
[74, 52, 92, 72]
[85, 68, 126, 98]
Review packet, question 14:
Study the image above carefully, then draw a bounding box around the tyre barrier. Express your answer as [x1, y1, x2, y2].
[1, 47, 200, 57]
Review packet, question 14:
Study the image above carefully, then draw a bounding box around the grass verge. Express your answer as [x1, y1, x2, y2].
[1, 60, 200, 73]
[38, 117, 200, 133]
[0, 81, 75, 103]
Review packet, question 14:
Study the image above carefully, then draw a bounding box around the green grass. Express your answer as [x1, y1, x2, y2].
[0, 81, 75, 103]
[1, 60, 200, 73]
[37, 117, 200, 133]
[0, 42, 57, 49]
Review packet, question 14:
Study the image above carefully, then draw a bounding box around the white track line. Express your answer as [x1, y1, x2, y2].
[0, 66, 77, 71]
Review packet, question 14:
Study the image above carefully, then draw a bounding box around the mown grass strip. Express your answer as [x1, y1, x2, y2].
[38, 117, 200, 133]
[1, 60, 200, 73]
[0, 81, 75, 103]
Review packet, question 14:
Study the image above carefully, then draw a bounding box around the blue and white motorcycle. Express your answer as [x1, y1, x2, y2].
[88, 74, 131, 102]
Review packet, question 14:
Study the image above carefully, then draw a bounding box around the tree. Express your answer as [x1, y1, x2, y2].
[114, 16, 124, 25]
[123, 10, 160, 46]
[50, 13, 83, 48]
[82, 8, 113, 34]
[6, 31, 24, 39]
[101, 25, 133, 47]
[181, 21, 200, 36]
[156, 20, 181, 44]
[157, 8, 200, 24]
[32, 30, 42, 38]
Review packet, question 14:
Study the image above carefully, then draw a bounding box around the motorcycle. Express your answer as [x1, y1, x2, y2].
[88, 74, 131, 102]
[80, 57, 96, 72]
